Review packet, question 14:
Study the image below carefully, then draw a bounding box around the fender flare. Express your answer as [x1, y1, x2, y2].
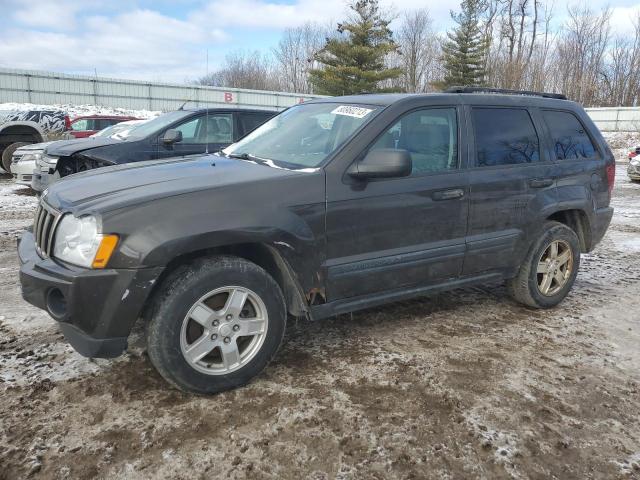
[0, 121, 45, 143]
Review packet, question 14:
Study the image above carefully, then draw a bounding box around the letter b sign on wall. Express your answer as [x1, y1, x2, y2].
[224, 92, 234, 103]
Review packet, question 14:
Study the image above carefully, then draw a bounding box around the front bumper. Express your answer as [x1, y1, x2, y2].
[18, 230, 163, 358]
[628, 163, 640, 180]
[10, 159, 36, 186]
[31, 163, 58, 193]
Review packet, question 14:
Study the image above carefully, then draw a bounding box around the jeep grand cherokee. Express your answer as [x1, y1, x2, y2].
[19, 88, 614, 394]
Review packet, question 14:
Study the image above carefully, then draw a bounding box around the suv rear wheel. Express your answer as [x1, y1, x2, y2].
[147, 255, 286, 394]
[507, 221, 581, 309]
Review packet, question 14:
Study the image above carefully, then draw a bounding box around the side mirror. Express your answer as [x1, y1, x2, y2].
[348, 149, 412, 179]
[162, 129, 183, 145]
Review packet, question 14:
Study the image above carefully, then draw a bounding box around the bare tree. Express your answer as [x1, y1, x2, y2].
[393, 9, 442, 92]
[197, 50, 281, 91]
[272, 22, 327, 94]
[551, 5, 612, 106]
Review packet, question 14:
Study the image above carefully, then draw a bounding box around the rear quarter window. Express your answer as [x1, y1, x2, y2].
[542, 110, 598, 160]
[472, 108, 540, 166]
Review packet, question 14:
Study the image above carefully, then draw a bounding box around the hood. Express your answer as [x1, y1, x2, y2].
[45, 136, 122, 156]
[16, 141, 56, 153]
[44, 153, 299, 213]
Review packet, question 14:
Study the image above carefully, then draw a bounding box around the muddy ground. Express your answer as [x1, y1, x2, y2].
[0, 161, 639, 479]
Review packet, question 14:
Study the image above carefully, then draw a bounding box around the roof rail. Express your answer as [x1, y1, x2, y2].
[445, 86, 567, 100]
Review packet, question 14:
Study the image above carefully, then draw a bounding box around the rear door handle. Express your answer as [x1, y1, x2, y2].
[432, 188, 465, 201]
[529, 178, 554, 188]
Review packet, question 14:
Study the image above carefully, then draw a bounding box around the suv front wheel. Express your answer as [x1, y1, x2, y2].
[147, 255, 286, 394]
[507, 221, 581, 309]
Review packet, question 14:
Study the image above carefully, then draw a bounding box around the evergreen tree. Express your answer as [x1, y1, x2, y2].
[309, 0, 402, 95]
[440, 0, 489, 88]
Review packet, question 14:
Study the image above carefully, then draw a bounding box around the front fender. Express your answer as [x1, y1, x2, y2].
[103, 174, 326, 295]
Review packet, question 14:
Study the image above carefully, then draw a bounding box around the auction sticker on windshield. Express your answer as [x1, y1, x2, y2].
[331, 105, 373, 118]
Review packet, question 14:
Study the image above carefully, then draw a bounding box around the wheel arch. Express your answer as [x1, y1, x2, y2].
[142, 242, 311, 323]
[546, 209, 592, 252]
[0, 122, 45, 145]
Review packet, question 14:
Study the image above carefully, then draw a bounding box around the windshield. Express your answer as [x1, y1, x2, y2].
[124, 110, 192, 140]
[223, 103, 380, 168]
[90, 120, 147, 139]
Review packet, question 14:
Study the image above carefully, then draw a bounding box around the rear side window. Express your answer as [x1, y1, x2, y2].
[239, 114, 271, 136]
[370, 108, 458, 175]
[472, 108, 540, 166]
[542, 110, 598, 160]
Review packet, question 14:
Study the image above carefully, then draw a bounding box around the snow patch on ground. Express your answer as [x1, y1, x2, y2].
[0, 182, 37, 212]
[603, 131, 640, 162]
[0, 102, 160, 120]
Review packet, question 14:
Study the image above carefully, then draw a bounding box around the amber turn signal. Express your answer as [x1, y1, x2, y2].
[92, 234, 119, 269]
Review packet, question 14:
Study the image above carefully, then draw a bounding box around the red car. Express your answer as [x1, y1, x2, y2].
[68, 115, 140, 138]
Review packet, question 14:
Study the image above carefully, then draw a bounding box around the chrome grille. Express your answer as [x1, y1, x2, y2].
[34, 202, 61, 258]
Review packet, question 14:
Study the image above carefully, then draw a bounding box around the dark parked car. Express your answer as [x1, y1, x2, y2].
[31, 108, 277, 192]
[67, 115, 141, 138]
[19, 88, 614, 394]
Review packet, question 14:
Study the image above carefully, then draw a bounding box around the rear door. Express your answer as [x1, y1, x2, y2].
[324, 106, 469, 300]
[464, 105, 557, 276]
[539, 109, 608, 208]
[237, 112, 275, 139]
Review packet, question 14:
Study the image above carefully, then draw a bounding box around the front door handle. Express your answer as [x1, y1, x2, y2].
[529, 178, 554, 188]
[432, 188, 465, 201]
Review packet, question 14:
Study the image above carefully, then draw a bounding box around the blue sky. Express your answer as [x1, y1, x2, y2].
[1, 0, 639, 84]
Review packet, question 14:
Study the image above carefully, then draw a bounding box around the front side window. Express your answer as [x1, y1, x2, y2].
[174, 117, 199, 142]
[542, 110, 598, 160]
[71, 119, 89, 131]
[473, 108, 540, 166]
[370, 108, 458, 175]
[172, 114, 234, 144]
[224, 103, 380, 169]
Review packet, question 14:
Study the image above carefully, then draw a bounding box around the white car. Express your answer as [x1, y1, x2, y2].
[10, 142, 54, 187]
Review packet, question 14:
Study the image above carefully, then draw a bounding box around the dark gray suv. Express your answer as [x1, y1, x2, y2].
[19, 88, 614, 394]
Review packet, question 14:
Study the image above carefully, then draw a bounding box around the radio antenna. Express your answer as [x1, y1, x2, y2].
[205, 49, 209, 155]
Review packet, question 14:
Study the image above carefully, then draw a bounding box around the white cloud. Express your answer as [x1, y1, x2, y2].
[192, 0, 348, 29]
[11, 0, 87, 30]
[191, 0, 458, 29]
[0, 9, 227, 82]
[609, 4, 640, 35]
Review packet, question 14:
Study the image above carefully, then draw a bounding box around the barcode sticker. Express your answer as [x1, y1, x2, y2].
[331, 105, 373, 118]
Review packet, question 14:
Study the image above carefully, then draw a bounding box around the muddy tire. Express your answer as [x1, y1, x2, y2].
[146, 255, 286, 394]
[1, 142, 30, 173]
[507, 221, 580, 309]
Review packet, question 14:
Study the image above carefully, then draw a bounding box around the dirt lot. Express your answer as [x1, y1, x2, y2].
[0, 162, 639, 479]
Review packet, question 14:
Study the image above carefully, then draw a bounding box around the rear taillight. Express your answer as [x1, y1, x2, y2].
[630, 151, 638, 159]
[606, 163, 615, 195]
[64, 115, 71, 130]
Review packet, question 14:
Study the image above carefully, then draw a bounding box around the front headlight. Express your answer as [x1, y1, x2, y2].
[52, 215, 118, 268]
[19, 152, 43, 163]
[40, 154, 59, 166]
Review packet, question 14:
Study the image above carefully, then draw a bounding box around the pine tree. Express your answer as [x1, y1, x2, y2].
[440, 0, 489, 88]
[309, 0, 402, 95]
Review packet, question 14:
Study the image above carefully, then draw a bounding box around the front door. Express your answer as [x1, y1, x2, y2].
[324, 107, 469, 300]
[157, 113, 235, 159]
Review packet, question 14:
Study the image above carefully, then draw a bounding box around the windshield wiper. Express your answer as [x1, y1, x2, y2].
[226, 152, 270, 165]
[227, 152, 251, 160]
